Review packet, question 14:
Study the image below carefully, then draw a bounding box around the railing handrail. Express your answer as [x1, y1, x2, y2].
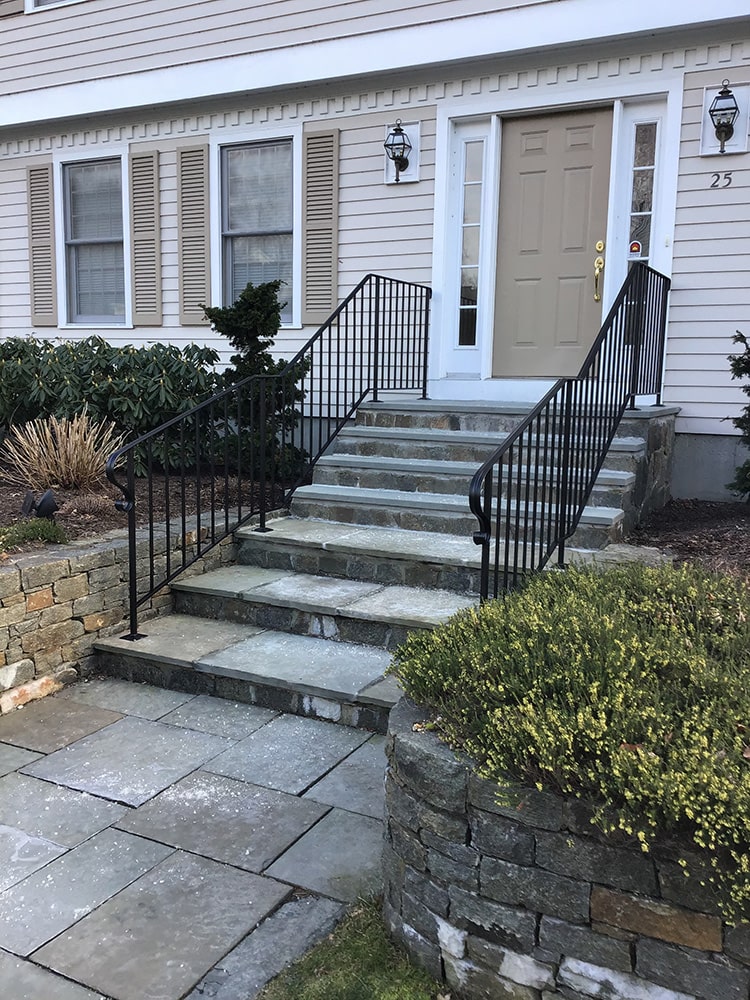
[469, 262, 671, 597]
[106, 273, 431, 638]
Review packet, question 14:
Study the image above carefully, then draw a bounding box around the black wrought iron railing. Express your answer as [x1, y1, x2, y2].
[106, 274, 431, 638]
[469, 262, 670, 599]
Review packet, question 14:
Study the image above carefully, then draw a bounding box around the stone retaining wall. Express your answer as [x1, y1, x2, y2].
[0, 527, 235, 713]
[383, 698, 750, 1000]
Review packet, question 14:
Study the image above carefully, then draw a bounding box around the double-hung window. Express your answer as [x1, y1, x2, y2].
[221, 139, 293, 324]
[64, 158, 125, 323]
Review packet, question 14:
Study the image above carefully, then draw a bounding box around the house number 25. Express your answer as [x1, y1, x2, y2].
[710, 171, 733, 188]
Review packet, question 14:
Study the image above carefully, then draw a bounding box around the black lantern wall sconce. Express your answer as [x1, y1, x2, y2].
[384, 120, 412, 182]
[709, 80, 740, 154]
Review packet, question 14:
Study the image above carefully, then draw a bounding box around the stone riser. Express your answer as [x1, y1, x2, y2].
[289, 498, 618, 549]
[314, 464, 632, 510]
[236, 535, 484, 596]
[356, 409, 530, 434]
[95, 648, 390, 733]
[173, 590, 421, 651]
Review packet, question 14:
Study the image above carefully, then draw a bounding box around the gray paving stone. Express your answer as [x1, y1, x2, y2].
[199, 631, 390, 701]
[159, 694, 277, 739]
[304, 735, 387, 818]
[359, 673, 403, 708]
[0, 949, 106, 1000]
[186, 895, 345, 999]
[344, 585, 477, 628]
[116, 770, 328, 871]
[247, 573, 383, 613]
[57, 677, 195, 719]
[203, 714, 368, 794]
[0, 697, 122, 753]
[23, 715, 234, 806]
[0, 772, 128, 847]
[0, 828, 173, 956]
[0, 824, 65, 891]
[34, 851, 290, 1000]
[266, 807, 384, 901]
[0, 742, 42, 777]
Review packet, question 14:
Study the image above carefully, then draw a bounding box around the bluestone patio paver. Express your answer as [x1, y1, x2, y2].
[0, 697, 121, 753]
[173, 564, 289, 597]
[158, 694, 277, 739]
[247, 572, 384, 613]
[0, 829, 173, 957]
[57, 676, 195, 720]
[186, 895, 345, 1000]
[265, 807, 384, 901]
[343, 583, 477, 627]
[116, 770, 329, 871]
[0, 772, 128, 847]
[0, 824, 65, 891]
[34, 851, 291, 1000]
[0, 948, 105, 1000]
[203, 713, 368, 794]
[96, 614, 263, 667]
[304, 735, 387, 818]
[23, 715, 234, 806]
[0, 742, 41, 777]
[199, 630, 390, 700]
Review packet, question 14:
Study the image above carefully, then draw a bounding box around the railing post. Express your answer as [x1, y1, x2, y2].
[122, 451, 143, 640]
[255, 380, 272, 533]
[557, 380, 574, 568]
[372, 276, 381, 403]
[421, 288, 430, 399]
[628, 264, 646, 408]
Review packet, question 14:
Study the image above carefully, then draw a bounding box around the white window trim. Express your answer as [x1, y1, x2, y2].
[52, 148, 132, 329]
[24, 0, 87, 12]
[430, 77, 682, 397]
[209, 124, 303, 329]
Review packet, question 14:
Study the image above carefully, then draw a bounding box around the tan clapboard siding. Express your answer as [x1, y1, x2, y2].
[0, 0, 23, 18]
[0, 0, 546, 94]
[177, 145, 210, 326]
[130, 149, 162, 326]
[337, 112, 436, 295]
[27, 164, 58, 328]
[662, 65, 750, 436]
[302, 129, 339, 324]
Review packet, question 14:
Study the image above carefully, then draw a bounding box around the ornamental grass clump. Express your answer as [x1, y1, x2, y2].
[392, 563, 750, 920]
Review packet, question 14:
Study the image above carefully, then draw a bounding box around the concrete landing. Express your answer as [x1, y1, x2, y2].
[0, 679, 385, 999]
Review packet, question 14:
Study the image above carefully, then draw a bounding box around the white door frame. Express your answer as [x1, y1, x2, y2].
[429, 78, 681, 401]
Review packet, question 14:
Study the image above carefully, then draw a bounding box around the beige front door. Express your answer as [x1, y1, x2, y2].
[492, 107, 613, 378]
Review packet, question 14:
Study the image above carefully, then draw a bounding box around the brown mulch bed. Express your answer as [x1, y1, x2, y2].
[0, 470, 748, 579]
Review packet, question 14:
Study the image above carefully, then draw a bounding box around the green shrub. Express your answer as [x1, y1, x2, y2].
[392, 563, 750, 920]
[728, 330, 750, 498]
[0, 336, 221, 442]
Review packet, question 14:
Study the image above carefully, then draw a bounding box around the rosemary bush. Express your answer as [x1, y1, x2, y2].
[392, 563, 750, 920]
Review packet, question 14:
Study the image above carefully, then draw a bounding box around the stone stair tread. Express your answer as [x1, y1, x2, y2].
[174, 566, 477, 627]
[95, 616, 395, 707]
[318, 452, 635, 486]
[235, 517, 485, 566]
[292, 484, 625, 526]
[339, 425, 647, 453]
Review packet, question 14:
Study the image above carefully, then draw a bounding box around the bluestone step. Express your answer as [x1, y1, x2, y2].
[171, 564, 477, 649]
[95, 615, 398, 732]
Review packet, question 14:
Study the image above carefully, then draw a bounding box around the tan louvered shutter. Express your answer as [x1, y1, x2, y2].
[130, 150, 162, 326]
[0, 0, 24, 18]
[302, 129, 339, 325]
[177, 145, 210, 325]
[27, 164, 57, 327]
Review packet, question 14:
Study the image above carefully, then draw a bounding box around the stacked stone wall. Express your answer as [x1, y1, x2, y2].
[0, 528, 235, 713]
[384, 699, 750, 1000]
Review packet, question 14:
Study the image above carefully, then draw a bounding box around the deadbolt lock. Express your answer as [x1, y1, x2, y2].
[595, 240, 605, 253]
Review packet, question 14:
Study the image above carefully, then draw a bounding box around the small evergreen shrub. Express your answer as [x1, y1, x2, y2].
[203, 280, 308, 480]
[392, 563, 750, 920]
[0, 518, 67, 551]
[1, 410, 125, 490]
[728, 330, 750, 498]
